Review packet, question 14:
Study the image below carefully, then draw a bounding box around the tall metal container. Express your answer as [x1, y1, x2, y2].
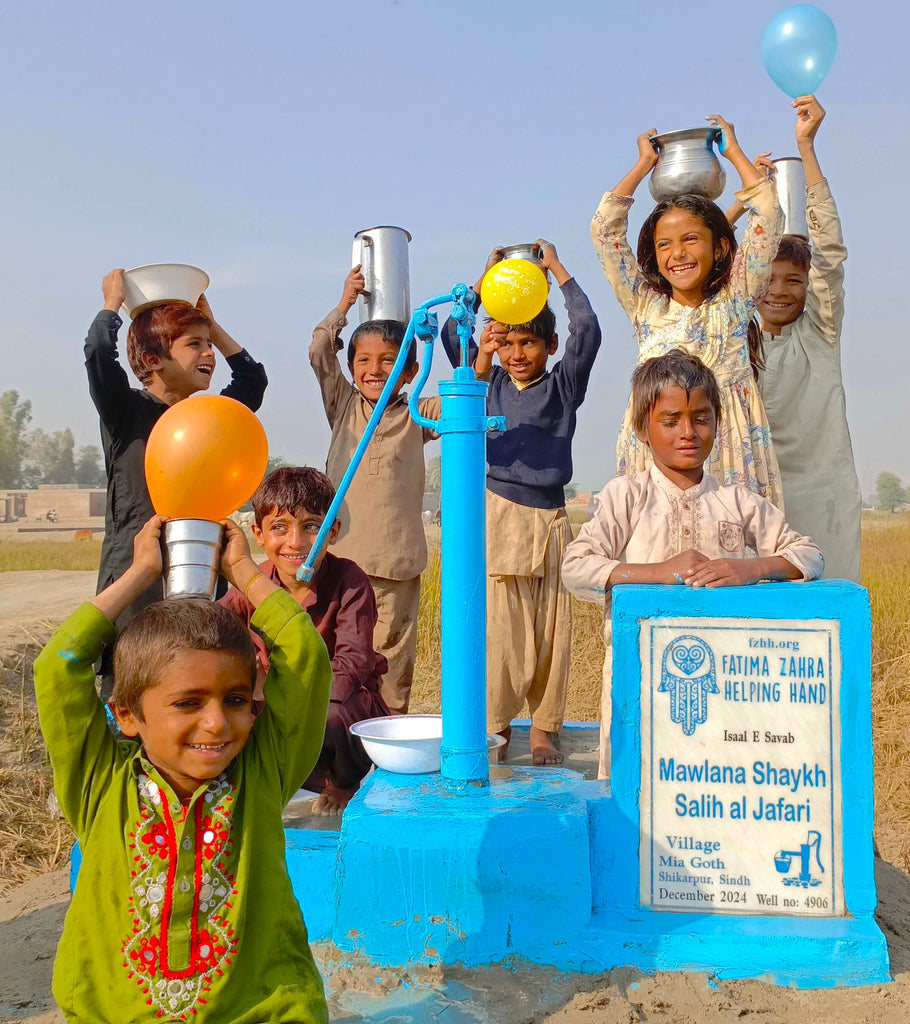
[351, 225, 412, 324]
[772, 158, 809, 240]
[162, 519, 223, 600]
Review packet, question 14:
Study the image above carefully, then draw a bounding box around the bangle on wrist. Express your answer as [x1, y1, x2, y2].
[243, 572, 266, 599]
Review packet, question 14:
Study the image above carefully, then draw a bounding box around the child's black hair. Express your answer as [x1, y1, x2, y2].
[485, 302, 556, 342]
[775, 234, 812, 272]
[637, 195, 738, 301]
[347, 319, 416, 370]
[630, 349, 722, 434]
[252, 466, 336, 527]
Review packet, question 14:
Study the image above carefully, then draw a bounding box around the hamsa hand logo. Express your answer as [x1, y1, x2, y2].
[658, 635, 718, 736]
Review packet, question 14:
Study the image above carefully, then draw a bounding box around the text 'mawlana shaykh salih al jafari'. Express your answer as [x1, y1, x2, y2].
[639, 618, 844, 917]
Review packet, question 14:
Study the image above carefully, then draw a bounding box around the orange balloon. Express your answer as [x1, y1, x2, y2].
[145, 396, 269, 520]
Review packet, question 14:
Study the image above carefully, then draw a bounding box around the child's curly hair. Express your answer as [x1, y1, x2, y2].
[637, 195, 738, 301]
[127, 303, 211, 384]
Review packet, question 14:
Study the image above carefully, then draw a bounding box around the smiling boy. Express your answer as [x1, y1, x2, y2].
[441, 241, 602, 765]
[562, 350, 823, 778]
[309, 266, 440, 715]
[35, 515, 331, 1023]
[724, 97, 861, 580]
[756, 97, 861, 581]
[221, 467, 389, 815]
[86, 269, 268, 697]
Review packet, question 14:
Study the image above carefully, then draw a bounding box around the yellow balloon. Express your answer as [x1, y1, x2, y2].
[145, 396, 269, 521]
[480, 258, 548, 325]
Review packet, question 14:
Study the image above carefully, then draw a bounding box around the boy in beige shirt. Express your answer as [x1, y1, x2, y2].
[309, 266, 440, 713]
[563, 351, 823, 779]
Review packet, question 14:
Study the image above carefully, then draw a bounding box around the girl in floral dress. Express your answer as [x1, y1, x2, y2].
[591, 114, 785, 508]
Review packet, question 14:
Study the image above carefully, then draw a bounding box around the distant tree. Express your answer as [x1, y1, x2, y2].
[76, 445, 105, 487]
[0, 390, 32, 488]
[425, 455, 441, 495]
[564, 482, 578, 500]
[876, 472, 907, 513]
[23, 428, 76, 486]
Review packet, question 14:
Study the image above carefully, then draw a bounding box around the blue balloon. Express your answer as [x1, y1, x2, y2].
[761, 5, 837, 98]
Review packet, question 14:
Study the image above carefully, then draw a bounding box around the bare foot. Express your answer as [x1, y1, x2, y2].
[311, 783, 357, 816]
[530, 726, 563, 766]
[493, 726, 511, 764]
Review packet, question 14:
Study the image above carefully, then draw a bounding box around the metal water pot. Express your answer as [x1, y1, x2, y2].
[771, 158, 809, 239]
[499, 242, 543, 266]
[649, 127, 727, 202]
[351, 225, 412, 324]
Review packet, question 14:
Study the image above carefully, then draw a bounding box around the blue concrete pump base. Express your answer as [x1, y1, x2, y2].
[283, 760, 889, 988]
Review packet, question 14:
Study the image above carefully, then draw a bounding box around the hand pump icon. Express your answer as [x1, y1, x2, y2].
[774, 830, 824, 888]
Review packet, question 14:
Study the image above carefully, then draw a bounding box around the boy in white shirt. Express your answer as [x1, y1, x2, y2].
[562, 350, 823, 779]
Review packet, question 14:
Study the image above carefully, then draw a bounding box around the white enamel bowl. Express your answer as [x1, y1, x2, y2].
[122, 263, 210, 318]
[350, 715, 506, 774]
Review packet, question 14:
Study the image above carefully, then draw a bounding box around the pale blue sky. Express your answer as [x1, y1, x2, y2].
[1, 0, 906, 495]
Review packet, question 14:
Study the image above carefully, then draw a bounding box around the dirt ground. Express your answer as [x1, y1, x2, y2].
[1, 573, 909, 1023]
[0, 572, 96, 660]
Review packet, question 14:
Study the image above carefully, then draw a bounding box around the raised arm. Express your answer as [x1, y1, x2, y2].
[794, 96, 846, 344]
[440, 247, 502, 371]
[193, 294, 269, 411]
[84, 269, 136, 426]
[725, 153, 775, 225]
[91, 514, 166, 621]
[308, 267, 363, 423]
[225, 519, 332, 802]
[591, 131, 658, 321]
[542, 242, 602, 404]
[35, 514, 166, 835]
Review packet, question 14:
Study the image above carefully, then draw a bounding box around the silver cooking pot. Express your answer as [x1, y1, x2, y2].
[649, 127, 727, 202]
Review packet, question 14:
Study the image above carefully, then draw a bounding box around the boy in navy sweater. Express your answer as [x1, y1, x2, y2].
[442, 241, 601, 763]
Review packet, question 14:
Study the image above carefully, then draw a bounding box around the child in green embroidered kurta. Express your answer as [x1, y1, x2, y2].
[34, 516, 332, 1024]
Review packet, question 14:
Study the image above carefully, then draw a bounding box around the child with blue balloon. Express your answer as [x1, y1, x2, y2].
[727, 96, 861, 582]
[591, 114, 785, 507]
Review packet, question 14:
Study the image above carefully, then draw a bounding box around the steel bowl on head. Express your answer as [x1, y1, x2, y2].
[122, 263, 210, 319]
[649, 127, 727, 202]
[350, 715, 505, 774]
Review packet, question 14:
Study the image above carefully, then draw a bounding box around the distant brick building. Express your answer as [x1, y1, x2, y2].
[0, 485, 105, 523]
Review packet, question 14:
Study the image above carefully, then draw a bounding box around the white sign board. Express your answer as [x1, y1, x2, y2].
[639, 617, 844, 917]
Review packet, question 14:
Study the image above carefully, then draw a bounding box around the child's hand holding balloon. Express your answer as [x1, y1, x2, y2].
[793, 94, 825, 187]
[479, 321, 508, 358]
[794, 95, 825, 147]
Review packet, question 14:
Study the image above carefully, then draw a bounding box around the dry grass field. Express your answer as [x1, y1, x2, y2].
[413, 513, 910, 869]
[0, 539, 103, 573]
[0, 514, 908, 895]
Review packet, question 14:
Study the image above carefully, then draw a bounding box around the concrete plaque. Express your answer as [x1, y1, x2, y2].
[639, 617, 844, 916]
